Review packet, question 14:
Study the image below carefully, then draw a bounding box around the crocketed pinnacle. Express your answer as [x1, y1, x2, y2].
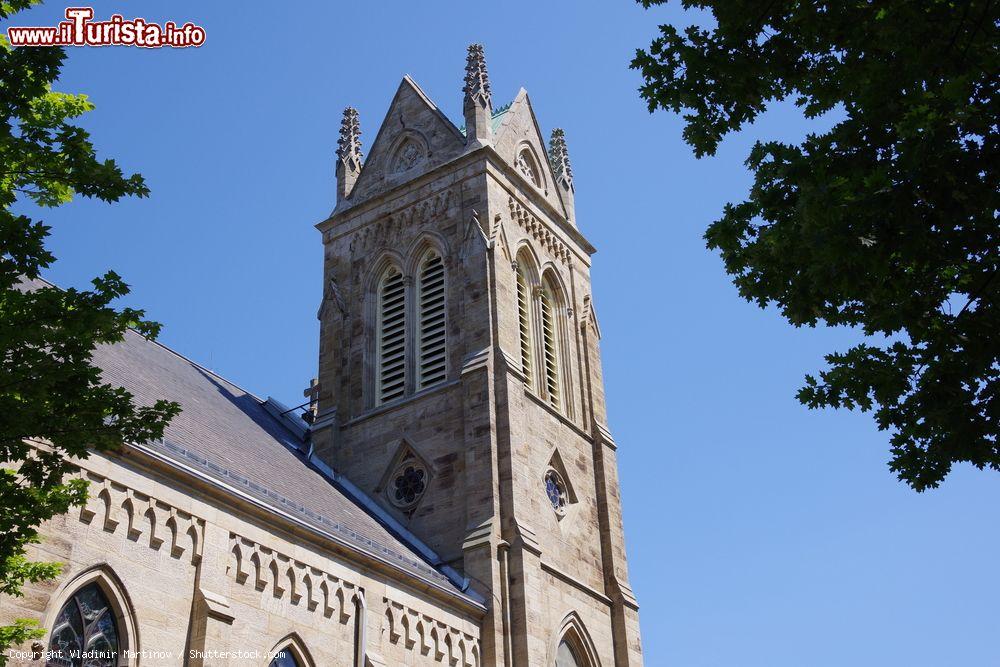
[336, 106, 363, 167]
[549, 128, 573, 184]
[463, 44, 492, 108]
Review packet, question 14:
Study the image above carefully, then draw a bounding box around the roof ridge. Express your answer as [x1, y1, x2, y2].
[32, 273, 268, 404]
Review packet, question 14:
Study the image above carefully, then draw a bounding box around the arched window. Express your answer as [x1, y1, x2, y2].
[515, 259, 534, 390]
[269, 650, 301, 667]
[47, 582, 120, 667]
[516, 148, 542, 188]
[416, 250, 447, 390]
[540, 276, 562, 410]
[555, 640, 583, 667]
[268, 634, 313, 667]
[376, 265, 406, 404]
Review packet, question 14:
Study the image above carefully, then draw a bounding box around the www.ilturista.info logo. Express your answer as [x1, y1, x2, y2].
[7, 7, 205, 47]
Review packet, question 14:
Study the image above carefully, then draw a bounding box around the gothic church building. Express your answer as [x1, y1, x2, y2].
[3, 46, 643, 667]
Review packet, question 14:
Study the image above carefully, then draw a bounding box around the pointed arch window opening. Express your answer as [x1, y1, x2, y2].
[269, 650, 302, 667]
[46, 582, 120, 667]
[416, 251, 447, 390]
[540, 281, 561, 411]
[516, 260, 534, 390]
[555, 639, 584, 667]
[376, 266, 407, 404]
[516, 149, 542, 188]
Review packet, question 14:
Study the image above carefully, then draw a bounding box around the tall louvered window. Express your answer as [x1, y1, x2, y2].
[376, 266, 406, 404]
[540, 281, 561, 410]
[416, 251, 447, 389]
[516, 262, 534, 389]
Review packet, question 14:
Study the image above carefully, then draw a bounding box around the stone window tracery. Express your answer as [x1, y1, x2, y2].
[516, 149, 541, 187]
[389, 463, 428, 509]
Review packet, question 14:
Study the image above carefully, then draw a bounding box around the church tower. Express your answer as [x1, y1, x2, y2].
[311, 45, 643, 666]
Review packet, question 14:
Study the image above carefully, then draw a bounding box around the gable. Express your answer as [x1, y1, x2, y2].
[348, 76, 466, 204]
[492, 88, 568, 219]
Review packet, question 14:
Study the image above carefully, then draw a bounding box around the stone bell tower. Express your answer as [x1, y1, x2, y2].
[310, 45, 642, 666]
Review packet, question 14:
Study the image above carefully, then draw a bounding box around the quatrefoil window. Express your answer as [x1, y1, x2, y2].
[390, 464, 427, 509]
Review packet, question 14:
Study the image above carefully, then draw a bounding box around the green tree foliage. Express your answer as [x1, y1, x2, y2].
[633, 1, 998, 490]
[0, 1, 179, 655]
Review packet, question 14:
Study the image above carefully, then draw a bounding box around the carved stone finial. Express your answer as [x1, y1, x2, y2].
[549, 128, 576, 224]
[549, 129, 573, 185]
[336, 107, 363, 202]
[463, 44, 493, 147]
[463, 44, 492, 108]
[336, 107, 363, 169]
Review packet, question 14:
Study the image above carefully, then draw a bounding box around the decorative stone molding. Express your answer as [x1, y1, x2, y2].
[383, 597, 480, 666]
[508, 197, 571, 266]
[227, 534, 358, 624]
[76, 471, 204, 564]
[580, 294, 601, 340]
[489, 214, 512, 265]
[348, 189, 456, 255]
[458, 210, 489, 262]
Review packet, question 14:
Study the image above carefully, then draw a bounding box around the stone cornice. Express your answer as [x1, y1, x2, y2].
[316, 145, 596, 261]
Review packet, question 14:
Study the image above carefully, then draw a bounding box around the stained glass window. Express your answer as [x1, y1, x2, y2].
[545, 470, 567, 513]
[46, 582, 119, 667]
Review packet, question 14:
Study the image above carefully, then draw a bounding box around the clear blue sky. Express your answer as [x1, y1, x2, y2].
[10, 2, 999, 665]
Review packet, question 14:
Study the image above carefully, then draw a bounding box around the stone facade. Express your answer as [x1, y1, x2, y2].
[1, 45, 641, 667]
[4, 445, 483, 667]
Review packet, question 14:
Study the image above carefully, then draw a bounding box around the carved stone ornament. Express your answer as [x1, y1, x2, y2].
[391, 139, 424, 173]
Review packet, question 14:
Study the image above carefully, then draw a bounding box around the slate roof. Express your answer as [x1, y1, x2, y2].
[85, 325, 461, 594]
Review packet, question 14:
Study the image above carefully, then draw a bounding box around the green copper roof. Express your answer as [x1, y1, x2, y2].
[459, 102, 512, 136]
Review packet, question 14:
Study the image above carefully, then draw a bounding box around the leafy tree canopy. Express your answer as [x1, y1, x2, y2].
[0, 0, 179, 656]
[633, 1, 998, 490]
